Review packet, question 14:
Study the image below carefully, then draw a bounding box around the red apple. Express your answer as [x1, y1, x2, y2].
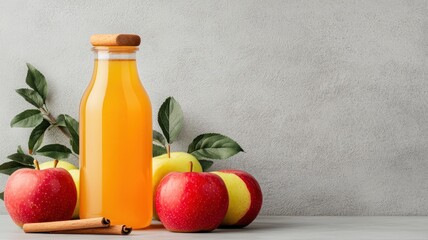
[212, 170, 262, 228]
[4, 160, 77, 226]
[156, 162, 229, 232]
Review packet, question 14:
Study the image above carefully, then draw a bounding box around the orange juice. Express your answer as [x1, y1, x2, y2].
[79, 40, 152, 229]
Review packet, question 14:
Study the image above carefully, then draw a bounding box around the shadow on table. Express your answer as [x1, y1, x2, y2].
[145, 219, 304, 233]
[146, 222, 165, 230]
[215, 222, 289, 233]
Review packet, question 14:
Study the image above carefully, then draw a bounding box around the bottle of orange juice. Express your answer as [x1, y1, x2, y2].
[79, 34, 152, 229]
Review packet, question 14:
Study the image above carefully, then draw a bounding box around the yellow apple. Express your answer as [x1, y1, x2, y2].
[68, 169, 80, 219]
[212, 170, 263, 228]
[152, 152, 202, 219]
[39, 160, 77, 171]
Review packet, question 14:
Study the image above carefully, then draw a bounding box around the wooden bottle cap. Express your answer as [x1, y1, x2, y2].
[90, 34, 141, 46]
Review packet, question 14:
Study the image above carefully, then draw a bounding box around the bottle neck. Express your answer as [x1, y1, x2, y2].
[91, 46, 140, 85]
[93, 46, 138, 61]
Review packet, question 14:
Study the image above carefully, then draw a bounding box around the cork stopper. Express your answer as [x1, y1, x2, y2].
[90, 34, 141, 46]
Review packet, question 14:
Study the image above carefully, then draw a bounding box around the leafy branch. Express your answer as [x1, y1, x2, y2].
[152, 97, 244, 171]
[0, 64, 79, 199]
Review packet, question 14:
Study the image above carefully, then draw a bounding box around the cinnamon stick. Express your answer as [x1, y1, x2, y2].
[23, 217, 110, 233]
[53, 225, 132, 235]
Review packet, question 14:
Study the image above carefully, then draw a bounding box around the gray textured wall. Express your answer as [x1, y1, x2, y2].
[1, 0, 428, 215]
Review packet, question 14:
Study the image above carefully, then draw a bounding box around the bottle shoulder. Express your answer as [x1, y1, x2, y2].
[80, 77, 151, 110]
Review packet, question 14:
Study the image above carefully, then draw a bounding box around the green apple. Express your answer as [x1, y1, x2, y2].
[152, 152, 202, 219]
[39, 160, 77, 171]
[68, 169, 80, 219]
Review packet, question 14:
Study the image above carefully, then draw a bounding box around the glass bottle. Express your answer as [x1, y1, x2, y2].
[79, 34, 152, 229]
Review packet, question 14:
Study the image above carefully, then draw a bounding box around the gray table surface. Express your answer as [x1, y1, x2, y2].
[0, 215, 427, 240]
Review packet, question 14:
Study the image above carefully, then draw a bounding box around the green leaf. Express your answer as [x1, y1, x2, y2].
[10, 109, 43, 128]
[70, 140, 79, 155]
[36, 144, 72, 160]
[153, 144, 167, 157]
[198, 160, 214, 172]
[28, 119, 50, 152]
[157, 97, 184, 144]
[16, 88, 44, 108]
[188, 133, 244, 160]
[153, 130, 166, 147]
[0, 161, 32, 175]
[26, 63, 48, 101]
[64, 115, 79, 154]
[7, 153, 34, 166]
[17, 146, 24, 154]
[0, 192, 3, 201]
[56, 114, 66, 127]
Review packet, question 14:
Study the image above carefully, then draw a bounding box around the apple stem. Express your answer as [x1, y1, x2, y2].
[189, 161, 193, 172]
[167, 144, 171, 158]
[33, 160, 40, 170]
[53, 159, 59, 168]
